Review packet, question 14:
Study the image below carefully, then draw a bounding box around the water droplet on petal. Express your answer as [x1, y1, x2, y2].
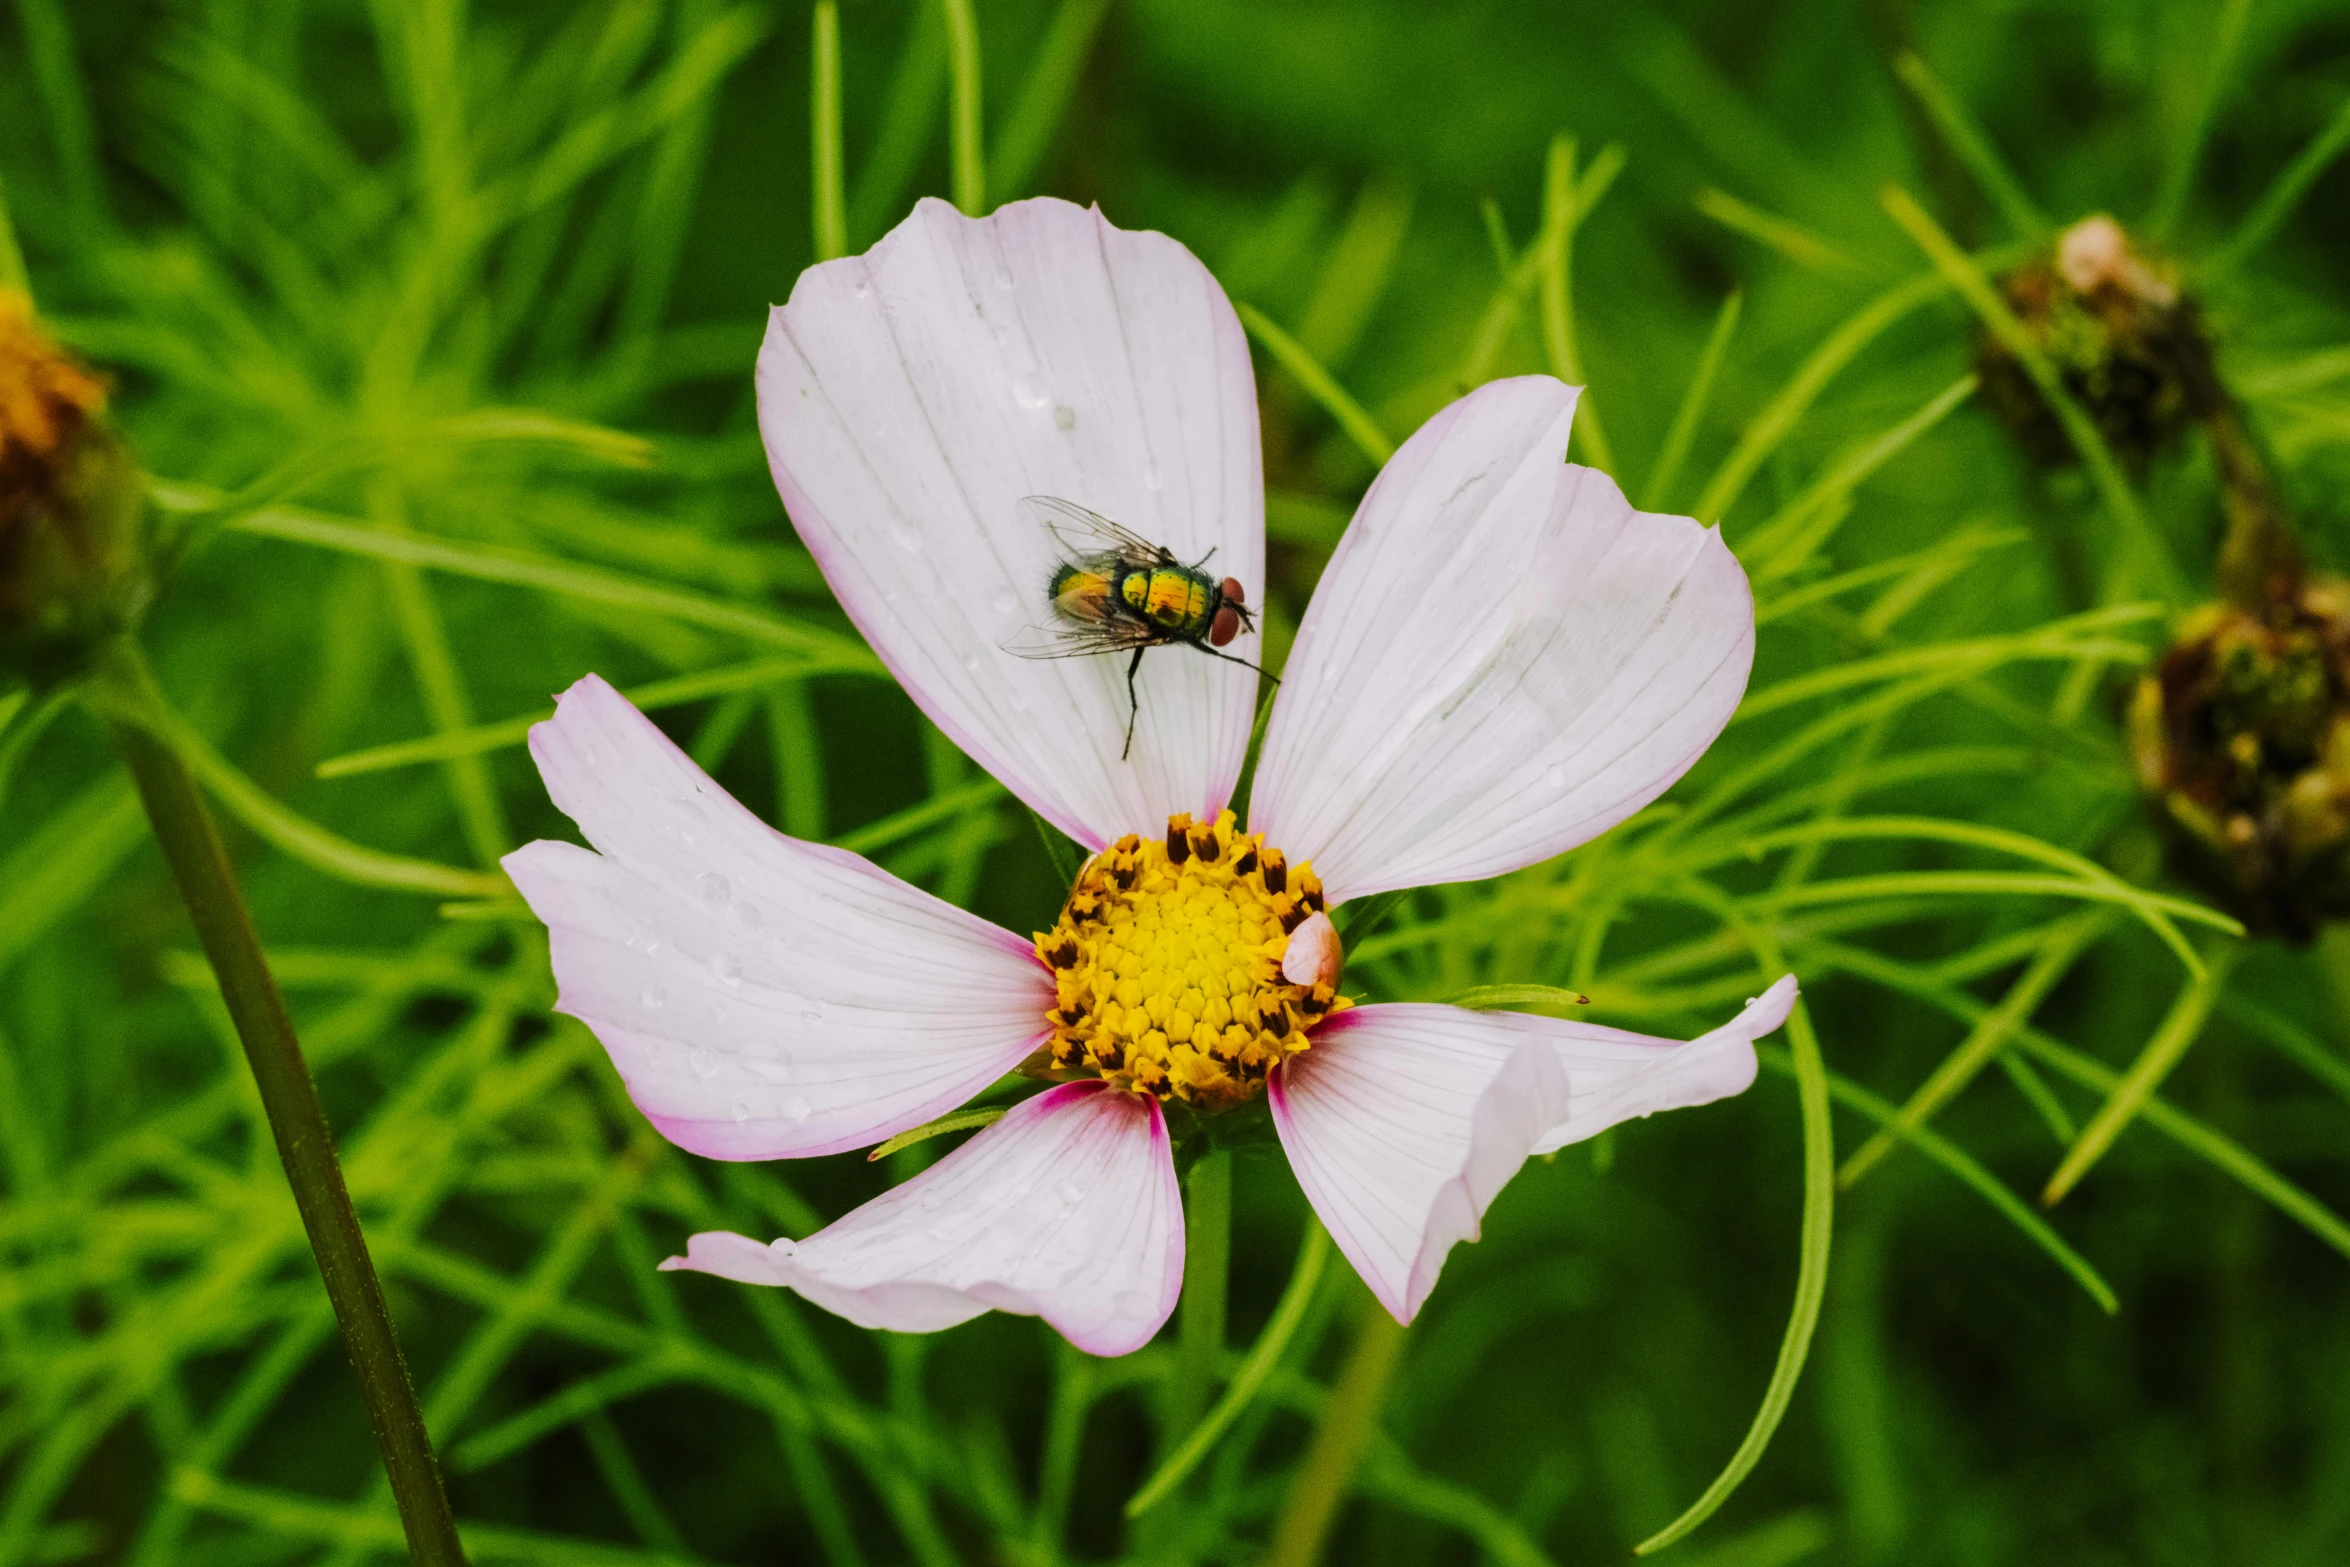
[691, 1047, 719, 1079]
[1546, 763, 1568, 790]
[712, 952, 743, 986]
[889, 522, 921, 553]
[640, 985, 667, 1009]
[1057, 1180, 1085, 1208]
[732, 902, 763, 931]
[695, 872, 731, 905]
[990, 587, 1017, 616]
[996, 264, 1016, 288]
[730, 1098, 753, 1123]
[801, 1003, 825, 1024]
[783, 1097, 812, 1123]
[1054, 405, 1076, 431]
[1013, 371, 1050, 409]
[1141, 461, 1163, 492]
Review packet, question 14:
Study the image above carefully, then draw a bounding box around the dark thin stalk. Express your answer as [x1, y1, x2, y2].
[2177, 325, 2302, 607]
[94, 639, 467, 1566]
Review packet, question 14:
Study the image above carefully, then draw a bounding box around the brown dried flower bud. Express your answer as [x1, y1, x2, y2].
[1977, 214, 2204, 474]
[2130, 580, 2350, 938]
[0, 290, 150, 682]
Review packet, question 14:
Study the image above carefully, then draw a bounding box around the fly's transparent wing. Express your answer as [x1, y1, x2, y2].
[1002, 619, 1159, 661]
[1021, 495, 1170, 571]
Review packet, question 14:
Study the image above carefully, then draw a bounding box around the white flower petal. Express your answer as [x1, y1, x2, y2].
[1280, 910, 1341, 989]
[504, 675, 1052, 1160]
[660, 1083, 1183, 1356]
[1528, 975, 1797, 1154]
[759, 196, 1263, 850]
[1250, 376, 1756, 903]
[1271, 1009, 1571, 1324]
[1270, 978, 1795, 1322]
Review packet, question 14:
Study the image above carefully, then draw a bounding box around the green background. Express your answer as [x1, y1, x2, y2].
[3, 0, 2349, 1562]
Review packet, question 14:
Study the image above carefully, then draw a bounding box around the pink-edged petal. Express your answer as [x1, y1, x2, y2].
[1249, 376, 1756, 903]
[503, 675, 1052, 1161]
[1271, 1010, 1571, 1324]
[1528, 975, 1797, 1154]
[759, 196, 1263, 851]
[1270, 977, 1796, 1323]
[661, 1082, 1183, 1356]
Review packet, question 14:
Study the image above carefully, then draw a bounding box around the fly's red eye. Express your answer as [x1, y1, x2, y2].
[1218, 576, 1245, 606]
[1209, 605, 1241, 647]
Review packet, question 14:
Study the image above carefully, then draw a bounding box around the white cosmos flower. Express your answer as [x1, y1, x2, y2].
[504, 196, 1797, 1356]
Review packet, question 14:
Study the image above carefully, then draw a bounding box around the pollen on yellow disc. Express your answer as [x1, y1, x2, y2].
[1032, 810, 1350, 1112]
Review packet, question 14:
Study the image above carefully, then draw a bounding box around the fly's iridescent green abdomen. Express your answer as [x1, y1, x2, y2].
[1014, 496, 1273, 760]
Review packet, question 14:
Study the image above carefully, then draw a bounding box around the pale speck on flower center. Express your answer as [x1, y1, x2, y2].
[1033, 810, 1349, 1111]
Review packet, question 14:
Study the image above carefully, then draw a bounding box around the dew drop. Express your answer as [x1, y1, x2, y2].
[695, 872, 731, 905]
[1054, 404, 1077, 431]
[1141, 461, 1163, 492]
[995, 264, 1016, 288]
[990, 587, 1017, 616]
[801, 1002, 826, 1024]
[1057, 1179, 1085, 1208]
[731, 902, 763, 931]
[783, 1097, 813, 1123]
[889, 522, 922, 553]
[730, 1098, 754, 1123]
[691, 1047, 720, 1079]
[640, 985, 667, 1010]
[712, 952, 744, 986]
[962, 651, 982, 672]
[1013, 371, 1050, 409]
[1546, 763, 1568, 790]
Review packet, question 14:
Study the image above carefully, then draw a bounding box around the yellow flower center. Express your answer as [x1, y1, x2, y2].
[1033, 810, 1350, 1111]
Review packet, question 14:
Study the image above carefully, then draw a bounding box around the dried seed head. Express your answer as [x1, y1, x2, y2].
[2132, 581, 2350, 938]
[1976, 214, 2204, 475]
[0, 291, 150, 682]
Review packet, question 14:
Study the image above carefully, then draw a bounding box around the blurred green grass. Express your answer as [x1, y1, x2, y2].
[4, 0, 2350, 1563]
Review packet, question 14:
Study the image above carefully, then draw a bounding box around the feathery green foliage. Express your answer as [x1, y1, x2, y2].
[5, 2, 2350, 1563]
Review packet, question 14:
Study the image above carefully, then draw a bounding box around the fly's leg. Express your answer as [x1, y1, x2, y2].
[1186, 545, 1219, 571]
[1121, 646, 1145, 760]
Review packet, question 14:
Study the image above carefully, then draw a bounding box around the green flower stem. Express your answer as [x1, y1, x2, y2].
[1128, 1218, 1332, 1517]
[93, 639, 467, 1567]
[1267, 1293, 1408, 1567]
[1173, 1149, 1232, 1441]
[940, 0, 985, 216]
[810, 1, 848, 262]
